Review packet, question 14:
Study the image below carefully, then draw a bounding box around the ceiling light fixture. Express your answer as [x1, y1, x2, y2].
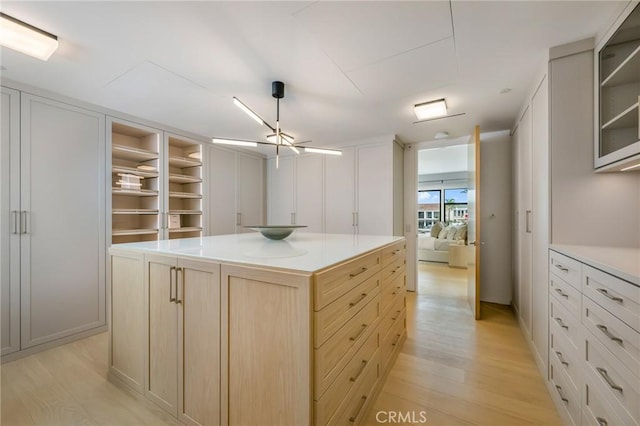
[434, 131, 449, 140]
[414, 98, 447, 121]
[0, 13, 58, 61]
[216, 81, 341, 167]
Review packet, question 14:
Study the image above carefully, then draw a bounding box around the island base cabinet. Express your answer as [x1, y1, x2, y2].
[220, 265, 312, 426]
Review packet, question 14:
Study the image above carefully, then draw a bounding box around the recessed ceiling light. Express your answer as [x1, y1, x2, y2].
[414, 99, 447, 120]
[434, 131, 449, 139]
[500, 88, 512, 94]
[0, 13, 58, 61]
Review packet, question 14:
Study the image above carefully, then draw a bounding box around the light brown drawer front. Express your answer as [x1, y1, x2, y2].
[550, 296, 581, 352]
[379, 293, 406, 341]
[583, 296, 640, 377]
[550, 356, 581, 426]
[314, 331, 379, 425]
[380, 309, 406, 371]
[583, 367, 633, 426]
[380, 256, 405, 287]
[382, 272, 405, 314]
[550, 272, 582, 319]
[381, 240, 406, 267]
[550, 328, 581, 396]
[549, 250, 582, 290]
[586, 333, 640, 421]
[326, 356, 378, 426]
[315, 299, 380, 396]
[315, 251, 381, 310]
[583, 264, 640, 333]
[315, 276, 380, 348]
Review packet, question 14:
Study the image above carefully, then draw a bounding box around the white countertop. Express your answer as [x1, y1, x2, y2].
[549, 244, 640, 286]
[109, 233, 404, 273]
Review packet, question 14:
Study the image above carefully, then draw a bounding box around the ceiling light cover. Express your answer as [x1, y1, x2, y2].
[414, 99, 447, 120]
[304, 147, 342, 156]
[212, 138, 258, 148]
[0, 13, 58, 61]
[233, 97, 264, 126]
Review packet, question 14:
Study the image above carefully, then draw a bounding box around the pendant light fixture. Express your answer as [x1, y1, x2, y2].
[0, 13, 58, 61]
[214, 81, 341, 167]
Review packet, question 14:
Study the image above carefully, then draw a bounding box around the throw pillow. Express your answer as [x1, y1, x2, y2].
[438, 225, 450, 239]
[430, 221, 443, 237]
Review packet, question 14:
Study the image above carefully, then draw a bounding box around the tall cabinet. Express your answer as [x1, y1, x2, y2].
[1, 88, 106, 357]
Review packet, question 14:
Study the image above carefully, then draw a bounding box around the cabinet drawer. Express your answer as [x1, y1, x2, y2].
[583, 367, 634, 426]
[550, 296, 581, 352]
[379, 293, 406, 341]
[550, 355, 581, 426]
[549, 250, 582, 290]
[380, 309, 406, 372]
[315, 298, 380, 396]
[550, 272, 582, 319]
[380, 256, 405, 287]
[381, 240, 406, 268]
[550, 327, 581, 396]
[314, 330, 379, 425]
[326, 355, 378, 426]
[381, 272, 405, 314]
[583, 296, 640, 377]
[583, 264, 640, 333]
[315, 251, 381, 310]
[315, 276, 380, 348]
[586, 332, 640, 421]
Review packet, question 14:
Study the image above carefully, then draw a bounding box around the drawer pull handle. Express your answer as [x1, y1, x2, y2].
[596, 288, 623, 303]
[555, 317, 568, 330]
[554, 263, 569, 272]
[349, 360, 368, 383]
[554, 288, 569, 298]
[555, 385, 569, 403]
[349, 293, 368, 308]
[392, 286, 401, 295]
[391, 266, 401, 274]
[392, 333, 402, 346]
[169, 266, 177, 303]
[596, 417, 608, 426]
[349, 396, 367, 423]
[555, 351, 569, 367]
[350, 267, 368, 278]
[392, 249, 401, 254]
[349, 324, 367, 342]
[596, 367, 623, 392]
[596, 324, 623, 345]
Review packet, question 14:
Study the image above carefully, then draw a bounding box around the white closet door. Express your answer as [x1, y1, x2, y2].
[208, 146, 238, 235]
[237, 154, 264, 232]
[267, 157, 295, 225]
[20, 94, 105, 348]
[519, 106, 533, 335]
[295, 155, 323, 232]
[325, 147, 355, 234]
[1, 87, 20, 355]
[357, 144, 392, 235]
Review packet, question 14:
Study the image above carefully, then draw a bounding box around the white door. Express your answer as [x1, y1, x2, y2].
[1, 87, 20, 355]
[20, 94, 105, 349]
[325, 147, 355, 234]
[467, 125, 481, 320]
[208, 146, 237, 235]
[519, 107, 533, 334]
[357, 144, 392, 235]
[295, 155, 323, 232]
[237, 154, 264, 232]
[267, 156, 295, 225]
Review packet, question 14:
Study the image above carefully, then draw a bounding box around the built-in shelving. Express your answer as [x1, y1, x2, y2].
[112, 188, 159, 196]
[112, 209, 159, 215]
[602, 102, 639, 130]
[169, 191, 202, 199]
[112, 144, 158, 162]
[602, 45, 640, 88]
[169, 210, 202, 215]
[168, 227, 202, 233]
[169, 173, 202, 184]
[169, 155, 202, 168]
[112, 228, 159, 236]
[112, 165, 158, 178]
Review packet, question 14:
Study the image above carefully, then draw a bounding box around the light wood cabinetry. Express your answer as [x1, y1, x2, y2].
[595, 3, 640, 171]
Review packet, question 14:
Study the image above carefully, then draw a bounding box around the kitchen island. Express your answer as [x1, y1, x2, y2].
[108, 233, 407, 426]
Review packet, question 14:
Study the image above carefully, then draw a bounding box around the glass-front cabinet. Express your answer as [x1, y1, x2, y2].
[595, 2, 640, 172]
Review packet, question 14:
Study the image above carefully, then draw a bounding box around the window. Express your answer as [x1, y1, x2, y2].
[444, 188, 468, 224]
[417, 190, 441, 231]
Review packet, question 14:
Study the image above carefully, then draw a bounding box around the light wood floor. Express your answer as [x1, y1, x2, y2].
[1, 262, 560, 426]
[362, 262, 561, 425]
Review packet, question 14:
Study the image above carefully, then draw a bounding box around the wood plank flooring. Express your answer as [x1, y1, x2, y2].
[362, 262, 561, 425]
[1, 262, 560, 425]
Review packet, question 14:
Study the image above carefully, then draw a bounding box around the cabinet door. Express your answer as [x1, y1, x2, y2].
[357, 144, 393, 235]
[237, 154, 264, 232]
[177, 259, 221, 426]
[518, 107, 533, 334]
[147, 255, 178, 415]
[1, 87, 20, 356]
[295, 155, 323, 232]
[20, 94, 106, 349]
[267, 157, 294, 225]
[208, 146, 237, 235]
[325, 147, 355, 234]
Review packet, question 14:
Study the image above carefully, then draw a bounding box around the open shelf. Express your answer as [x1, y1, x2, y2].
[112, 209, 159, 215]
[112, 188, 159, 197]
[602, 45, 640, 87]
[169, 191, 202, 199]
[112, 165, 158, 178]
[169, 210, 202, 215]
[112, 228, 159, 236]
[602, 102, 639, 130]
[168, 173, 202, 184]
[168, 227, 202, 233]
[112, 144, 158, 162]
[169, 155, 201, 168]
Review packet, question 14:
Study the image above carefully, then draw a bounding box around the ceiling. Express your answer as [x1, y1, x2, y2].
[0, 1, 629, 150]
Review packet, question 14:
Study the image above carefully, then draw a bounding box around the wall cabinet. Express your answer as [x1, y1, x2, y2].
[1, 89, 106, 358]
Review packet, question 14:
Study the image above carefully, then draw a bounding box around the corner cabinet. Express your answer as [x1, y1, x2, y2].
[595, 2, 640, 172]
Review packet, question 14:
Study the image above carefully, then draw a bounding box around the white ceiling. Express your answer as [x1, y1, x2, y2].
[0, 1, 629, 149]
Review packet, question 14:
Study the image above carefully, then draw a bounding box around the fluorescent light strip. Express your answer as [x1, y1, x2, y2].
[266, 133, 299, 154]
[414, 99, 447, 121]
[621, 163, 640, 171]
[212, 138, 258, 148]
[304, 147, 342, 156]
[233, 97, 264, 126]
[0, 13, 58, 61]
